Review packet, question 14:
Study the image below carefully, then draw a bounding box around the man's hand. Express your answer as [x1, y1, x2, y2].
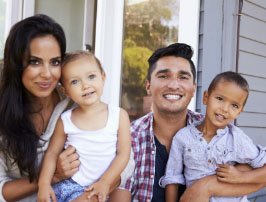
[216, 164, 244, 184]
[52, 145, 80, 184]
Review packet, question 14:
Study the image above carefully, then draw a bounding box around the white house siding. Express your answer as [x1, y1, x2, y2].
[237, 0, 266, 145]
[196, 0, 204, 112]
[196, 0, 224, 113]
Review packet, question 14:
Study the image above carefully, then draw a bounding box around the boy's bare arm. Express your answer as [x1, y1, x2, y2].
[166, 184, 179, 202]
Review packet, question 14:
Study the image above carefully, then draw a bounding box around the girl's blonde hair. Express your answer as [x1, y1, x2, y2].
[62, 50, 105, 74]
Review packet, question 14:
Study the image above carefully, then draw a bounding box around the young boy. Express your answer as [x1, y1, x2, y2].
[160, 71, 266, 202]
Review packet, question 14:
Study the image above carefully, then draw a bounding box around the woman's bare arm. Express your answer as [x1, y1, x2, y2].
[2, 178, 38, 201]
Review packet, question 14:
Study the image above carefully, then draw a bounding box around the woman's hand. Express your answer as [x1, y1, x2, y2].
[52, 146, 80, 184]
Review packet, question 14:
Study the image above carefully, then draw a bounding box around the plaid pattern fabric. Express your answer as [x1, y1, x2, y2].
[124, 110, 204, 202]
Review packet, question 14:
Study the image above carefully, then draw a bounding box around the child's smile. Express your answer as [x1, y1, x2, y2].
[203, 80, 248, 132]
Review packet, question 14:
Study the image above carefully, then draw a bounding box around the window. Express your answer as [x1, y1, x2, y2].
[2, 0, 199, 118]
[120, 0, 200, 120]
[0, 0, 7, 60]
[35, 0, 85, 51]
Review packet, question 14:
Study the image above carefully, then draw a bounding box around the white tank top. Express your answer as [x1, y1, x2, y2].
[61, 104, 120, 186]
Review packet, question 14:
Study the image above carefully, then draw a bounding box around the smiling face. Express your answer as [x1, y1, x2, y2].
[22, 35, 62, 98]
[146, 56, 196, 115]
[61, 56, 105, 107]
[203, 80, 248, 131]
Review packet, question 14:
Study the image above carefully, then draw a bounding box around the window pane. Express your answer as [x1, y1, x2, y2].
[121, 0, 180, 121]
[35, 0, 96, 52]
[0, 0, 6, 61]
[35, 0, 85, 51]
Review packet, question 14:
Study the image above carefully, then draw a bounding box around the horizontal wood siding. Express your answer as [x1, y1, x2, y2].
[237, 0, 266, 144]
[240, 127, 266, 145]
[237, 112, 266, 127]
[196, 0, 204, 112]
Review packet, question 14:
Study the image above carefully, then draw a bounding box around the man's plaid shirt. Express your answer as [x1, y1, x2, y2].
[124, 110, 204, 202]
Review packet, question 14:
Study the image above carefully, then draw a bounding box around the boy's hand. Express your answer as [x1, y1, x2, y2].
[37, 185, 57, 202]
[86, 179, 110, 202]
[216, 164, 244, 183]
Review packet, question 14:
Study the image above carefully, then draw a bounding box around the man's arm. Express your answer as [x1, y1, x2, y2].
[180, 174, 265, 202]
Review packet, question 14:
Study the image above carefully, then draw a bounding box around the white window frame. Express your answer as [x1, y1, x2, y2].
[94, 0, 125, 106]
[5, 0, 23, 39]
[22, 0, 35, 18]
[5, 0, 35, 38]
[95, 0, 200, 110]
[179, 0, 200, 110]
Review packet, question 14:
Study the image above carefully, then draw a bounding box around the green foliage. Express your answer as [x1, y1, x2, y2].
[124, 0, 178, 50]
[121, 0, 179, 116]
[121, 40, 152, 113]
[122, 42, 152, 97]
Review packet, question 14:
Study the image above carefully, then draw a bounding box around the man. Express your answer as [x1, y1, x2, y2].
[124, 43, 203, 201]
[125, 43, 266, 202]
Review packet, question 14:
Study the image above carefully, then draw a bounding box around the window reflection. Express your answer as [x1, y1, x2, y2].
[121, 0, 180, 121]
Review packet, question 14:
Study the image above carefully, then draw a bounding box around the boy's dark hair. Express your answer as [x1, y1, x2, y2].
[147, 43, 196, 82]
[208, 71, 249, 105]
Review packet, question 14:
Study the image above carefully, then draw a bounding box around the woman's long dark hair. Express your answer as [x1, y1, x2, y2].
[0, 14, 66, 181]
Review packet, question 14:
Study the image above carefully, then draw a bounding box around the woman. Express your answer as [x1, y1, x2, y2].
[0, 14, 79, 201]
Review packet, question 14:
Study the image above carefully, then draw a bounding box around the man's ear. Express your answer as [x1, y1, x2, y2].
[145, 80, 151, 95]
[203, 91, 209, 105]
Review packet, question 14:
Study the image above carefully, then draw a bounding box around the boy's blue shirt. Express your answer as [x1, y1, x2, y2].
[160, 122, 266, 202]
